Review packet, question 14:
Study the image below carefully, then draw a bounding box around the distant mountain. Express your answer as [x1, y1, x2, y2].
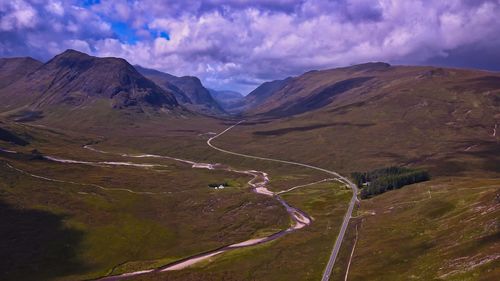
[0, 50, 179, 114]
[0, 57, 42, 89]
[209, 89, 243, 101]
[135, 65, 224, 115]
[208, 89, 244, 112]
[244, 77, 292, 111]
[245, 62, 492, 116]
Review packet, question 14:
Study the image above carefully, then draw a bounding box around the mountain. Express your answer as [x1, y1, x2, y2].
[208, 89, 244, 112]
[135, 65, 224, 115]
[205, 63, 500, 281]
[244, 63, 390, 116]
[0, 50, 178, 109]
[0, 50, 179, 114]
[243, 77, 292, 111]
[244, 62, 500, 118]
[0, 57, 42, 89]
[225, 62, 499, 176]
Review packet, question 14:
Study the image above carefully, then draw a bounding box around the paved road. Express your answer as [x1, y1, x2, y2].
[208, 121, 360, 281]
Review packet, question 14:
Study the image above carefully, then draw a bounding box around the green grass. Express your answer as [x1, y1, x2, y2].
[132, 181, 352, 281]
[0, 156, 292, 280]
[2, 99, 498, 281]
[343, 178, 499, 281]
[2, 117, 346, 280]
[0, 120, 297, 280]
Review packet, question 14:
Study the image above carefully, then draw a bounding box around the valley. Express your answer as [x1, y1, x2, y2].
[0, 117, 353, 281]
[0, 49, 498, 281]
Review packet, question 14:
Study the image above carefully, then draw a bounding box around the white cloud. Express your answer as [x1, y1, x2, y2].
[45, 0, 64, 16]
[2, 0, 500, 93]
[0, 0, 38, 31]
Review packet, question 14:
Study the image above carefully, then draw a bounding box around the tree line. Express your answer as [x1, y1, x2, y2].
[208, 182, 229, 188]
[351, 166, 430, 199]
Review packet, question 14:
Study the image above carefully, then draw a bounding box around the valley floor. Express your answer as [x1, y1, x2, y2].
[0, 117, 498, 281]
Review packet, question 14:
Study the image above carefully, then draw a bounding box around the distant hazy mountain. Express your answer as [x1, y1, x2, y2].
[208, 89, 244, 112]
[0, 49, 179, 113]
[0, 57, 42, 89]
[135, 65, 224, 115]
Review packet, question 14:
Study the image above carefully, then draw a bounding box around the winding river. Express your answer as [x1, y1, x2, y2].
[2, 121, 357, 281]
[2, 130, 316, 280]
[84, 144, 313, 280]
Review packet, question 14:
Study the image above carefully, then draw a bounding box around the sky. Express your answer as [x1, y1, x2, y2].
[1, 0, 500, 94]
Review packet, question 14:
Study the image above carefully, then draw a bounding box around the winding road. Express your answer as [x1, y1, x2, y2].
[208, 121, 359, 281]
[2, 120, 359, 281]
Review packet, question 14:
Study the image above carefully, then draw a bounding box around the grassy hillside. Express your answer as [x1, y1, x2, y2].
[0, 57, 42, 89]
[128, 180, 352, 281]
[233, 64, 499, 178]
[244, 64, 499, 117]
[213, 67, 499, 178]
[341, 177, 499, 281]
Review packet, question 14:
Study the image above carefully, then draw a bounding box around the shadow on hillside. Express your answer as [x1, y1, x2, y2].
[253, 122, 375, 136]
[0, 127, 29, 146]
[265, 76, 375, 117]
[0, 199, 86, 281]
[466, 141, 500, 174]
[7, 110, 44, 123]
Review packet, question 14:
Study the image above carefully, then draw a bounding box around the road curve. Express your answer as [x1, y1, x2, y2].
[208, 120, 359, 281]
[3, 120, 359, 280]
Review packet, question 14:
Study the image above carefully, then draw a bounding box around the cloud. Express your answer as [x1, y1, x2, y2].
[1, 0, 500, 93]
[45, 0, 65, 16]
[0, 0, 39, 31]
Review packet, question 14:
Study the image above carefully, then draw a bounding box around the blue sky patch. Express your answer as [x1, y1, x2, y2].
[80, 0, 100, 8]
[159, 31, 170, 41]
[111, 21, 138, 44]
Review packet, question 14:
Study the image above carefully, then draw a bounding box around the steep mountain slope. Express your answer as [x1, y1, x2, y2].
[244, 64, 499, 134]
[244, 77, 292, 111]
[0, 57, 42, 89]
[244, 63, 394, 116]
[0, 50, 179, 114]
[208, 89, 245, 112]
[135, 65, 224, 115]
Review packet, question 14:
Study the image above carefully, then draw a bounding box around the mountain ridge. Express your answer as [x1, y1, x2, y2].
[135, 65, 225, 115]
[0, 57, 43, 89]
[208, 89, 245, 112]
[243, 62, 500, 117]
[0, 49, 180, 115]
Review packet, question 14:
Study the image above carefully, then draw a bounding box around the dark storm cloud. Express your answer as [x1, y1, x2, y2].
[1, 0, 500, 93]
[426, 39, 500, 71]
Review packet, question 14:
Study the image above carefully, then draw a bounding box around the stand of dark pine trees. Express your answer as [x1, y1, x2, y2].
[351, 167, 430, 199]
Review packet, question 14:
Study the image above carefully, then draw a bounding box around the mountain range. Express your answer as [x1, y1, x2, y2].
[0, 50, 180, 111]
[134, 65, 225, 115]
[1, 50, 498, 147]
[0, 50, 240, 125]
